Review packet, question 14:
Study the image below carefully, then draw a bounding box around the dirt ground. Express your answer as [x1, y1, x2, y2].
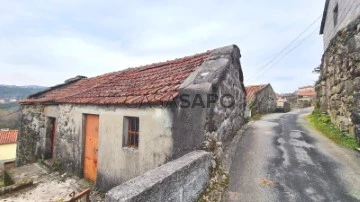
[0, 163, 104, 202]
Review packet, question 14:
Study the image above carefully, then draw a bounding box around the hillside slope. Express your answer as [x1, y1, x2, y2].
[0, 85, 47, 101]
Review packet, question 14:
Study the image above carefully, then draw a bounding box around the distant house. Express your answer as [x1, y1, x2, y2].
[0, 129, 18, 168]
[278, 92, 297, 108]
[297, 85, 316, 108]
[276, 98, 291, 113]
[16, 45, 246, 191]
[245, 84, 277, 117]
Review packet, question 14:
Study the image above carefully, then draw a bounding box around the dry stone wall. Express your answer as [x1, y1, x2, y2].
[317, 16, 360, 137]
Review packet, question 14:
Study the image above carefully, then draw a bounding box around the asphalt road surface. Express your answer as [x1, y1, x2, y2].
[225, 108, 360, 202]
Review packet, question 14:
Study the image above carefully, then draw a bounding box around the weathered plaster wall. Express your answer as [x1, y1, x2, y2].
[253, 85, 277, 114]
[105, 150, 212, 202]
[95, 106, 173, 190]
[322, 0, 360, 50]
[18, 104, 173, 191]
[317, 16, 360, 136]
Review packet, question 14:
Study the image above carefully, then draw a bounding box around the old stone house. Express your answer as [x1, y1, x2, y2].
[297, 85, 317, 108]
[278, 92, 297, 108]
[245, 84, 277, 117]
[16, 45, 246, 191]
[276, 98, 291, 113]
[317, 0, 360, 140]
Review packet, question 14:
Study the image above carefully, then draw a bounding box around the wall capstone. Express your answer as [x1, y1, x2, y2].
[105, 150, 211, 202]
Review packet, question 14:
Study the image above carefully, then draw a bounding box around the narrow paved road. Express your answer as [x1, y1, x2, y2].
[225, 108, 360, 202]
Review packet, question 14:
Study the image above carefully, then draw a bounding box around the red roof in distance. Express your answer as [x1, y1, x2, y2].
[0, 130, 18, 145]
[297, 91, 317, 97]
[245, 84, 268, 101]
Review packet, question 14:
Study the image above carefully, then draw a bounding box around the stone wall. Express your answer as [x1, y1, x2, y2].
[16, 105, 46, 166]
[351, 104, 360, 143]
[317, 16, 360, 136]
[202, 45, 246, 149]
[180, 45, 245, 202]
[105, 150, 211, 202]
[252, 85, 277, 114]
[322, 0, 360, 50]
[172, 45, 246, 158]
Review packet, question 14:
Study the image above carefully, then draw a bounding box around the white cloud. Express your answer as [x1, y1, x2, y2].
[0, 0, 326, 92]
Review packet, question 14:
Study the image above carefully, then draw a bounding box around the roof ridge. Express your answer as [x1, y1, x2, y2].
[115, 50, 213, 74]
[246, 84, 268, 87]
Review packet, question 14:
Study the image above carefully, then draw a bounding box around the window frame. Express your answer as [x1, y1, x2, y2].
[123, 116, 139, 149]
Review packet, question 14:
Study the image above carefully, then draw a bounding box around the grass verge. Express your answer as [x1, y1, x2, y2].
[251, 113, 264, 121]
[308, 109, 358, 150]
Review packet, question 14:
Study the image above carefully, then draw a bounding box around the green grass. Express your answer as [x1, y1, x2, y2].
[308, 109, 358, 150]
[251, 113, 264, 121]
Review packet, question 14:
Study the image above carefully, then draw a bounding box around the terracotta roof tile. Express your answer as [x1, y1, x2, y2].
[0, 130, 18, 145]
[21, 50, 213, 105]
[297, 91, 317, 97]
[245, 84, 268, 101]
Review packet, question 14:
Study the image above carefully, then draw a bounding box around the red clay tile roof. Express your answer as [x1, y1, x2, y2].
[0, 130, 18, 145]
[21, 50, 213, 105]
[297, 90, 317, 97]
[245, 84, 268, 101]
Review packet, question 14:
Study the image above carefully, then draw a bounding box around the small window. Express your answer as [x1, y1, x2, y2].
[333, 3, 338, 26]
[123, 117, 139, 148]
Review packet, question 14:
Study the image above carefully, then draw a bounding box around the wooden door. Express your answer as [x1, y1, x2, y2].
[84, 114, 99, 182]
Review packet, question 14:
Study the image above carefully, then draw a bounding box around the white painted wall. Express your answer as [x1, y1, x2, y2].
[0, 143, 17, 162]
[244, 106, 251, 118]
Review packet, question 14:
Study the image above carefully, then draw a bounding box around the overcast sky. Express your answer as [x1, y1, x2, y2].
[0, 0, 325, 93]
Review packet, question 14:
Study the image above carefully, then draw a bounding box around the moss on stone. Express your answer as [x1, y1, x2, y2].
[3, 171, 14, 187]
